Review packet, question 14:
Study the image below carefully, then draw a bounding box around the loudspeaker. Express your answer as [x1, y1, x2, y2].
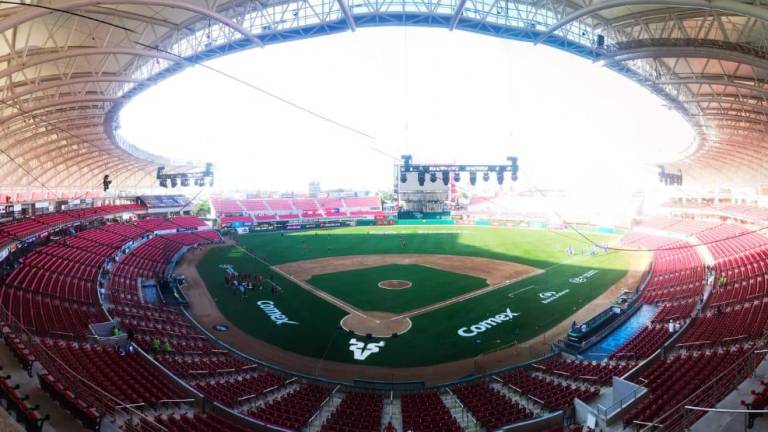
[596, 34, 605, 48]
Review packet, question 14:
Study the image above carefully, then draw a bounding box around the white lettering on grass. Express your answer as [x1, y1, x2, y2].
[457, 308, 520, 337]
[540, 289, 570, 304]
[257, 300, 299, 326]
[569, 269, 599, 284]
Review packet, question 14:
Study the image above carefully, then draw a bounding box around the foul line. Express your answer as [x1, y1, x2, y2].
[508, 285, 537, 298]
[235, 244, 367, 318]
[391, 269, 544, 320]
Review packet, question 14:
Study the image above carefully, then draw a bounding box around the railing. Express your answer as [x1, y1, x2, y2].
[595, 381, 647, 420]
[0, 302, 170, 431]
[640, 343, 767, 431]
[444, 387, 481, 432]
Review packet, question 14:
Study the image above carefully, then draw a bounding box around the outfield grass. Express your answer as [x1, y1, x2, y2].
[198, 226, 633, 367]
[238, 225, 618, 269]
[307, 264, 488, 313]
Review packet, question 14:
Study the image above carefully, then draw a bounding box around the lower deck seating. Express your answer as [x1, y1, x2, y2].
[248, 384, 333, 430]
[499, 370, 599, 411]
[1, 287, 106, 337]
[611, 325, 673, 360]
[400, 391, 462, 432]
[320, 391, 383, 432]
[193, 373, 287, 407]
[40, 339, 185, 408]
[533, 357, 635, 385]
[125, 412, 251, 432]
[452, 382, 534, 430]
[677, 299, 768, 345]
[625, 348, 752, 428]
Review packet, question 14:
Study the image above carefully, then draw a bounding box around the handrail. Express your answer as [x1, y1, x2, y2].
[640, 337, 768, 431]
[685, 406, 768, 414]
[595, 381, 647, 420]
[0, 301, 170, 431]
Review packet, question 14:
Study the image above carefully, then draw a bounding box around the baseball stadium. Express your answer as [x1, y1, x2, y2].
[2, 0, 768, 432]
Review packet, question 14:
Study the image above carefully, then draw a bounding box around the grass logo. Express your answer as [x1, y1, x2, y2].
[569, 269, 599, 284]
[539, 289, 570, 304]
[349, 338, 385, 360]
[457, 308, 520, 337]
[257, 300, 299, 326]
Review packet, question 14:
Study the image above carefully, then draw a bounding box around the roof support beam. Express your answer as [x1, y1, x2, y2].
[656, 78, 768, 96]
[0, 97, 119, 125]
[4, 77, 139, 104]
[0, 48, 181, 82]
[0, 0, 262, 47]
[599, 46, 768, 72]
[536, 0, 768, 44]
[450, 0, 468, 31]
[337, 0, 356, 31]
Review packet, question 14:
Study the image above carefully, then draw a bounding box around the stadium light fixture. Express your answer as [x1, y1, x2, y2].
[156, 163, 214, 188]
[658, 165, 683, 186]
[508, 156, 519, 181]
[398, 155, 520, 188]
[102, 174, 112, 192]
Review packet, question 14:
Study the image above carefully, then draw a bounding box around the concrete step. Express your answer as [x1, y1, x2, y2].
[305, 390, 343, 432]
[381, 393, 402, 432]
[489, 381, 547, 416]
[440, 390, 484, 432]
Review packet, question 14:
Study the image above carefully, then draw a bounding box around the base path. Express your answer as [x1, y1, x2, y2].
[276, 254, 541, 286]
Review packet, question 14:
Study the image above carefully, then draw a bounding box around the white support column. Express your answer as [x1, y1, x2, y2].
[449, 0, 468, 31]
[337, 0, 357, 31]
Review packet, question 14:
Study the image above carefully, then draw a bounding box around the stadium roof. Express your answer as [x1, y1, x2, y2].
[1, 0, 767, 191]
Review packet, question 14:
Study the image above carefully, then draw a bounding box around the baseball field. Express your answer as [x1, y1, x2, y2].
[193, 225, 634, 369]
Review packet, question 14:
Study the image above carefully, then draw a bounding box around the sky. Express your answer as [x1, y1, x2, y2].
[118, 27, 694, 194]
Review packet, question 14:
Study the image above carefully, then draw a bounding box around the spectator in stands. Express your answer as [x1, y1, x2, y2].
[668, 320, 675, 333]
[126, 328, 135, 345]
[384, 420, 397, 432]
[152, 337, 161, 351]
[163, 340, 173, 353]
[743, 390, 767, 428]
[111, 325, 122, 337]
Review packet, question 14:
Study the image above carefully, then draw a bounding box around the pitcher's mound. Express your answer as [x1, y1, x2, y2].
[378, 280, 412, 290]
[341, 312, 412, 337]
